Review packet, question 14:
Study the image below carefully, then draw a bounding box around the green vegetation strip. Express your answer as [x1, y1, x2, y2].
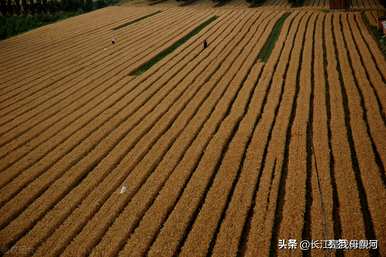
[131, 15, 218, 75]
[112, 11, 162, 31]
[257, 13, 290, 63]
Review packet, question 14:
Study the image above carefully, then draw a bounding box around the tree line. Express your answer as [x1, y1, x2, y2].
[0, 0, 118, 16]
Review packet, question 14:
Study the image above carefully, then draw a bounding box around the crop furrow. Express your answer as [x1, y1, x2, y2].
[0, 8, 161, 77]
[334, 14, 384, 257]
[268, 12, 311, 257]
[0, 9, 198, 114]
[327, 12, 369, 257]
[322, 14, 342, 257]
[104, 12, 267, 257]
[176, 12, 284, 257]
[229, 13, 303, 257]
[0, 10, 243, 256]
[353, 15, 386, 82]
[55, 11, 262, 255]
[29, 11, 260, 254]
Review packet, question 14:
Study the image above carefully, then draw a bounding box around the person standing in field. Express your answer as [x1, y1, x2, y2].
[203, 40, 208, 49]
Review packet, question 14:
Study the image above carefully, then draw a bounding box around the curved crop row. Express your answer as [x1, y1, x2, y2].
[0, 9, 239, 255]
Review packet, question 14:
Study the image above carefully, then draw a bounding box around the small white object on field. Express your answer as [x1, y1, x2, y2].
[120, 185, 127, 194]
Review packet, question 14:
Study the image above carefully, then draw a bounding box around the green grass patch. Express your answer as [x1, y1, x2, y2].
[131, 15, 218, 76]
[112, 11, 162, 30]
[361, 12, 386, 57]
[0, 11, 82, 40]
[257, 12, 290, 63]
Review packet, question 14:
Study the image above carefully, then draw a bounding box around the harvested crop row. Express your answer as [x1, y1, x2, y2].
[94, 11, 280, 257]
[68, 10, 260, 256]
[0, 6, 130, 48]
[326, 13, 368, 256]
[334, 13, 385, 256]
[140, 12, 287, 257]
[0, 11, 211, 199]
[59, 11, 250, 254]
[0, 11, 218, 230]
[0, 7, 385, 257]
[58, 12, 265, 257]
[0, 9, 238, 252]
[174, 13, 284, 257]
[347, 23, 386, 177]
[0, 11, 199, 140]
[0, 10, 144, 78]
[209, 12, 298, 257]
[0, 7, 153, 65]
[241, 12, 308, 257]
[0, 9, 195, 111]
[344, 14, 386, 166]
[0, 10, 132, 71]
[0, 9, 179, 90]
[0, 8, 213, 85]
[274, 13, 317, 257]
[0, 73, 134, 172]
[354, 14, 386, 82]
[0, 7, 118, 55]
[0, 11, 199, 102]
[0, 10, 182, 85]
[253, 12, 311, 257]
[347, 14, 386, 125]
[0, 12, 213, 200]
[309, 13, 336, 257]
[0, 10, 207, 149]
[27, 11, 260, 256]
[0, 21, 156, 97]
[24, 10, 253, 256]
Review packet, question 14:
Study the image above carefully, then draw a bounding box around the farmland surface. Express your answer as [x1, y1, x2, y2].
[0, 5, 385, 257]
